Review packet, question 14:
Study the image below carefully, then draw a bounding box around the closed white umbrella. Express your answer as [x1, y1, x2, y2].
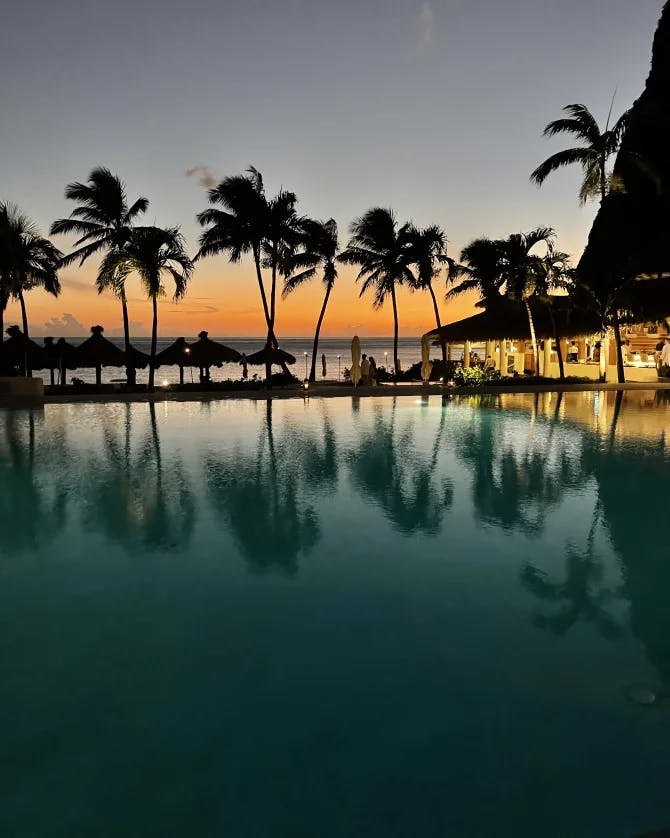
[350, 336, 361, 385]
[421, 334, 432, 382]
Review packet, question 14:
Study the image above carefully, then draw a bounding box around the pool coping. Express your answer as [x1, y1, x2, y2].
[32, 379, 670, 405]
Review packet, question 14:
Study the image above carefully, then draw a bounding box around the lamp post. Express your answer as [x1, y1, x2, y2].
[337, 354, 341, 380]
[184, 346, 193, 384]
[304, 351, 308, 378]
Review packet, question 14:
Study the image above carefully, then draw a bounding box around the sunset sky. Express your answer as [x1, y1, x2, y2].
[0, 0, 663, 338]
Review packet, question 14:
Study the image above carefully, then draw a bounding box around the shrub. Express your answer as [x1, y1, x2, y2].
[452, 364, 501, 386]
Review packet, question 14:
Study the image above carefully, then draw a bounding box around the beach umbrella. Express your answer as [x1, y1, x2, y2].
[73, 325, 126, 385]
[421, 334, 432, 383]
[154, 337, 192, 385]
[245, 347, 297, 366]
[188, 331, 241, 382]
[41, 337, 60, 385]
[350, 336, 361, 385]
[322, 353, 327, 378]
[1, 325, 45, 377]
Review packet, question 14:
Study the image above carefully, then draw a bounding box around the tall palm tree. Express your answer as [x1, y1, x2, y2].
[98, 226, 193, 389]
[530, 103, 630, 203]
[0, 203, 61, 373]
[406, 224, 450, 364]
[499, 227, 555, 373]
[282, 218, 339, 382]
[50, 167, 149, 383]
[339, 208, 415, 376]
[197, 167, 301, 383]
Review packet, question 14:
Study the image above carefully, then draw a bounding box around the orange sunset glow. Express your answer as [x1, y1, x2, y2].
[3, 256, 479, 339]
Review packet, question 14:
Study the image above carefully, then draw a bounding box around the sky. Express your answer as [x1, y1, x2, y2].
[0, 0, 664, 338]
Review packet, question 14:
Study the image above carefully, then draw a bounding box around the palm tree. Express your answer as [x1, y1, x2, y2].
[98, 226, 193, 389]
[534, 248, 574, 380]
[339, 208, 415, 376]
[0, 203, 61, 373]
[50, 168, 149, 383]
[197, 167, 301, 384]
[530, 103, 630, 204]
[499, 227, 555, 373]
[446, 237, 505, 307]
[406, 224, 451, 364]
[282, 218, 339, 382]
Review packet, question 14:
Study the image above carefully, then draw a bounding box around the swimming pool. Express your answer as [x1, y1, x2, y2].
[1, 391, 669, 836]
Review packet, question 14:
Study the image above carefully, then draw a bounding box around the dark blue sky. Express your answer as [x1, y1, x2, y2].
[0, 0, 664, 334]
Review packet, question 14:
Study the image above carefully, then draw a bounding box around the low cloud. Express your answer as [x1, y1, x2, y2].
[186, 165, 219, 190]
[108, 320, 147, 337]
[37, 312, 88, 337]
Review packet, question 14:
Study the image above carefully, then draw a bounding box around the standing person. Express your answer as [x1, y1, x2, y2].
[368, 356, 377, 385]
[361, 353, 371, 385]
[321, 352, 327, 378]
[660, 338, 670, 374]
[241, 352, 248, 379]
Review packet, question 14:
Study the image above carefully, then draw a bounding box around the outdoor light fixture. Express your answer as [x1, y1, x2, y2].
[303, 378, 309, 391]
[304, 352, 308, 377]
[162, 380, 169, 387]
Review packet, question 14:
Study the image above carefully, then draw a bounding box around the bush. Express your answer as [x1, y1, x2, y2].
[452, 364, 501, 386]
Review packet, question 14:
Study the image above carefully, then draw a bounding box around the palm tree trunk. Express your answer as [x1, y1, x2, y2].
[427, 280, 446, 365]
[309, 282, 332, 382]
[149, 295, 158, 389]
[612, 310, 625, 384]
[390, 282, 400, 377]
[524, 300, 539, 374]
[18, 290, 31, 376]
[546, 304, 565, 380]
[121, 293, 136, 385]
[0, 293, 6, 345]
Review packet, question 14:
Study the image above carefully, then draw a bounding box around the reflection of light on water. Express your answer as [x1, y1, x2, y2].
[593, 393, 599, 416]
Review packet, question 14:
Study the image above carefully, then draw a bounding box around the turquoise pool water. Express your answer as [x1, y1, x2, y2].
[1, 391, 670, 837]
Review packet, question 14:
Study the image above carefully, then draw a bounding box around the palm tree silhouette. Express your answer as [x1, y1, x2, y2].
[50, 168, 149, 384]
[446, 237, 505, 307]
[197, 167, 302, 384]
[282, 218, 340, 382]
[0, 203, 61, 374]
[530, 102, 631, 204]
[533, 247, 573, 379]
[206, 400, 329, 574]
[340, 208, 415, 376]
[82, 403, 196, 552]
[98, 226, 193, 388]
[0, 411, 68, 554]
[406, 224, 451, 364]
[520, 500, 623, 640]
[348, 399, 453, 536]
[499, 227, 556, 372]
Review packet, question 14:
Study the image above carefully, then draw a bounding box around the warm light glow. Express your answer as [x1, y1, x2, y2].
[162, 380, 169, 386]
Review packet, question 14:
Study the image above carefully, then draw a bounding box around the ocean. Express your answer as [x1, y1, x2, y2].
[37, 336, 474, 385]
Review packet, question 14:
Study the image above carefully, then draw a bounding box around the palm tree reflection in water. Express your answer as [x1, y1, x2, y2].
[82, 403, 195, 553]
[348, 397, 453, 536]
[521, 500, 623, 640]
[206, 400, 337, 575]
[0, 410, 68, 554]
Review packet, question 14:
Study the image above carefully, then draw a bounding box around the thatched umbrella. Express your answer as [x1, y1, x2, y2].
[53, 338, 79, 385]
[1, 325, 45, 377]
[125, 344, 151, 373]
[41, 337, 61, 386]
[72, 325, 126, 385]
[188, 331, 241, 383]
[245, 347, 297, 367]
[154, 337, 193, 385]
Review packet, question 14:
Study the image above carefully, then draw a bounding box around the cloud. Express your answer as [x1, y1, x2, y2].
[36, 312, 88, 337]
[108, 320, 147, 337]
[162, 298, 220, 315]
[186, 165, 219, 190]
[417, 2, 435, 52]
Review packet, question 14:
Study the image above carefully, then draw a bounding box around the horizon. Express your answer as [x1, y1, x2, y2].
[0, 1, 664, 338]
